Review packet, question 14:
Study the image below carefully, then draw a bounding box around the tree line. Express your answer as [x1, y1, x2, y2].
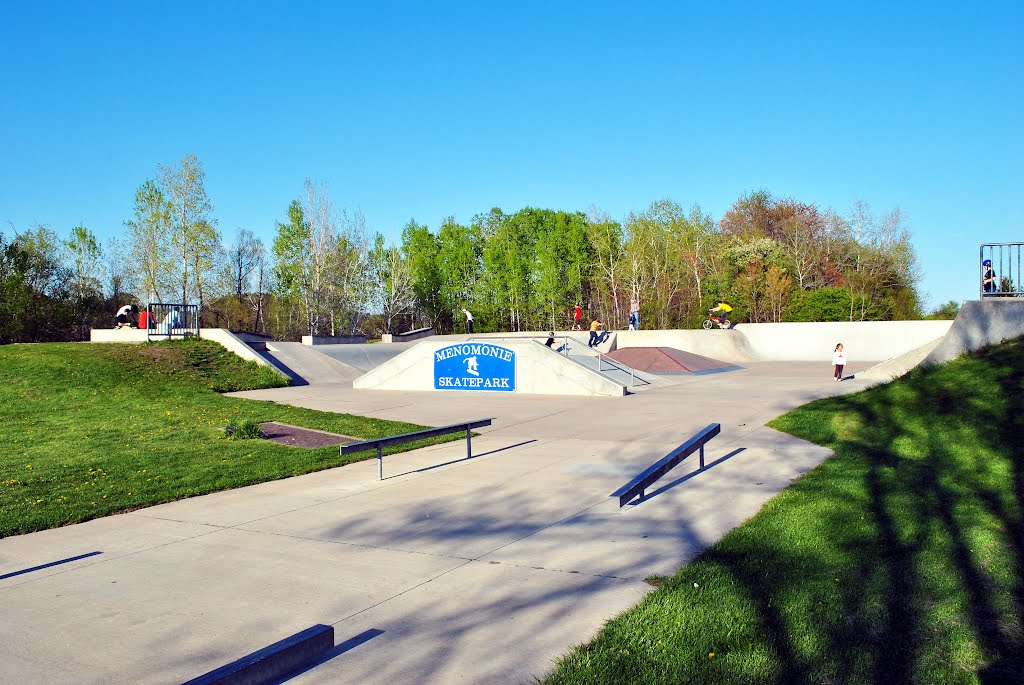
[2, 153, 939, 345]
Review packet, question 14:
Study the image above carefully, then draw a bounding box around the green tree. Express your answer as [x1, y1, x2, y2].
[125, 179, 173, 303]
[158, 153, 219, 305]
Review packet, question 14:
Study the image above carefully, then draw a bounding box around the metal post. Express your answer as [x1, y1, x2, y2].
[466, 426, 472, 459]
[377, 444, 383, 481]
[699, 444, 705, 469]
[630, 367, 635, 389]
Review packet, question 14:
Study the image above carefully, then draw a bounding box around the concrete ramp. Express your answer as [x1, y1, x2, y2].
[314, 343, 412, 372]
[923, 299, 1024, 365]
[256, 342, 363, 385]
[856, 338, 944, 382]
[354, 339, 626, 396]
[605, 347, 740, 374]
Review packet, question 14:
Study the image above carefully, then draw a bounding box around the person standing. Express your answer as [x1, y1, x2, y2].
[629, 298, 640, 330]
[832, 343, 846, 381]
[982, 259, 997, 295]
[628, 310, 638, 331]
[462, 308, 474, 334]
[572, 304, 582, 331]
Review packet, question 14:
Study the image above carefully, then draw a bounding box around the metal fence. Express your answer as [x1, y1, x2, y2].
[980, 243, 1024, 298]
[145, 303, 200, 340]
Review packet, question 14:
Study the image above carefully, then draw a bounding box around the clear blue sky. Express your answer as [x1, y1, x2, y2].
[1, 1, 1021, 309]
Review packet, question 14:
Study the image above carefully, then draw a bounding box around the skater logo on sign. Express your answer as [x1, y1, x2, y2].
[434, 343, 516, 391]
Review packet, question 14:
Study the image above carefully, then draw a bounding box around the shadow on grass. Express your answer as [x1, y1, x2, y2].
[546, 337, 1024, 684]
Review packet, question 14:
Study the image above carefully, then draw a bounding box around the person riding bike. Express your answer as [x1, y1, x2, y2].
[709, 301, 733, 327]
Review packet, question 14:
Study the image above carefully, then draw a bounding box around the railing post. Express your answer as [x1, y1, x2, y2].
[377, 444, 383, 481]
[699, 444, 705, 469]
[466, 426, 472, 459]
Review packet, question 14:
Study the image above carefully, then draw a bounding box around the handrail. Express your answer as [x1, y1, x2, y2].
[341, 418, 493, 480]
[611, 423, 721, 507]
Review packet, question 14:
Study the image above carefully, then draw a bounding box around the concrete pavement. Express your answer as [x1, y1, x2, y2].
[1, 361, 871, 684]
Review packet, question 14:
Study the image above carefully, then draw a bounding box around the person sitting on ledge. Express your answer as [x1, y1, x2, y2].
[115, 304, 138, 328]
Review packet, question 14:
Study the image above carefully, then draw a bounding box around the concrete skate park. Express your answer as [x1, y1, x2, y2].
[3, 301, 1023, 684]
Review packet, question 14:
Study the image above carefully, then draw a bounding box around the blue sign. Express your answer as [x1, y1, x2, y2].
[433, 343, 516, 392]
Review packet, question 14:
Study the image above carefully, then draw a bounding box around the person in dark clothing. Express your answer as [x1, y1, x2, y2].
[982, 259, 997, 295]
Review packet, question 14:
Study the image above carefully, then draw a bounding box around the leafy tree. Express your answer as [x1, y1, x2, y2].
[158, 153, 219, 305]
[125, 179, 173, 303]
[65, 225, 104, 301]
[369, 233, 413, 334]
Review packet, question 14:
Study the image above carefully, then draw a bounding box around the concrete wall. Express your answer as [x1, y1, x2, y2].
[924, 299, 1024, 365]
[353, 339, 626, 396]
[301, 335, 368, 345]
[382, 327, 434, 343]
[90, 328, 150, 343]
[615, 321, 953, 363]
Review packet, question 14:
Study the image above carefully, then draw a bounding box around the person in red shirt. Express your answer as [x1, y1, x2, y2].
[572, 304, 582, 331]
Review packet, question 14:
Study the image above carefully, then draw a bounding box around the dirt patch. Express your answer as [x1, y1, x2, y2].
[260, 422, 358, 448]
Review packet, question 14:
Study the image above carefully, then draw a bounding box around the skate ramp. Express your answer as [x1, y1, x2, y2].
[354, 339, 626, 396]
[314, 343, 412, 372]
[605, 347, 740, 374]
[923, 299, 1024, 365]
[257, 342, 363, 385]
[616, 321, 953, 363]
[856, 338, 944, 383]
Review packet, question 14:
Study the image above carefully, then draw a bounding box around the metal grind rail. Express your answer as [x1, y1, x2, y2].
[611, 423, 721, 507]
[341, 418, 494, 480]
[145, 303, 199, 340]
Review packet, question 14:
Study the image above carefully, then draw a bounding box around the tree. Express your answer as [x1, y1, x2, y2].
[65, 225, 104, 301]
[158, 153, 218, 305]
[369, 233, 413, 334]
[399, 220, 440, 328]
[125, 179, 173, 303]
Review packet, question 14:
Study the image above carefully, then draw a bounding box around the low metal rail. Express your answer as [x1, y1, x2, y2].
[611, 423, 721, 507]
[341, 418, 494, 480]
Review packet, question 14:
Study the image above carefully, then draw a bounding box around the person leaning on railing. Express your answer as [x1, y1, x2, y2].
[982, 259, 997, 295]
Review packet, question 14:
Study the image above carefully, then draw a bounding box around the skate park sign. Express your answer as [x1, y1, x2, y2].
[434, 343, 516, 391]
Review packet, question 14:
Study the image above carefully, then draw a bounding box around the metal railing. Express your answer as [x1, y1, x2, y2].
[611, 423, 721, 507]
[145, 303, 200, 340]
[980, 243, 1024, 298]
[340, 418, 494, 480]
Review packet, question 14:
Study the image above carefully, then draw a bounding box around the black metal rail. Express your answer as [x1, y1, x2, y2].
[341, 418, 494, 480]
[611, 423, 721, 507]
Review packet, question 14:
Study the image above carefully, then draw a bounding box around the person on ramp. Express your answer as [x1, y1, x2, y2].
[462, 307, 474, 334]
[709, 301, 733, 328]
[588, 319, 605, 348]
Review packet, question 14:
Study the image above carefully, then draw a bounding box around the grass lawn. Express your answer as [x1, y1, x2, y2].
[544, 337, 1024, 685]
[0, 340, 449, 538]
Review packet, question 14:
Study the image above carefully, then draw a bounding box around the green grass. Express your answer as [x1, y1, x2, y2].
[544, 337, 1024, 684]
[0, 340, 451, 538]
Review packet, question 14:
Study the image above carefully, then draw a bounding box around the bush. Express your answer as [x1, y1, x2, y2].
[226, 418, 264, 440]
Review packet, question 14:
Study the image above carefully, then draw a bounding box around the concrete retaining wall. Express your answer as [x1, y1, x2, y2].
[301, 335, 368, 345]
[615, 321, 953, 363]
[353, 339, 625, 396]
[382, 327, 434, 343]
[924, 299, 1024, 365]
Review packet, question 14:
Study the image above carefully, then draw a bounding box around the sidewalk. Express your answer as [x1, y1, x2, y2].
[0, 362, 867, 684]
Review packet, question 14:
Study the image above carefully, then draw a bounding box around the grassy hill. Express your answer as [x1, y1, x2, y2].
[544, 337, 1024, 684]
[0, 340, 438, 538]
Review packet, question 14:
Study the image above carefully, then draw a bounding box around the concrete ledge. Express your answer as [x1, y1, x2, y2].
[182, 624, 334, 685]
[89, 328, 150, 343]
[302, 335, 368, 345]
[382, 327, 434, 343]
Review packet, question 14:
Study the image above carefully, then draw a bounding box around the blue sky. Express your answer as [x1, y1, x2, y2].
[1, 1, 1021, 309]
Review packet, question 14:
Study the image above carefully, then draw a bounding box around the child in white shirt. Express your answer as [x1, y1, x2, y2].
[833, 343, 846, 381]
